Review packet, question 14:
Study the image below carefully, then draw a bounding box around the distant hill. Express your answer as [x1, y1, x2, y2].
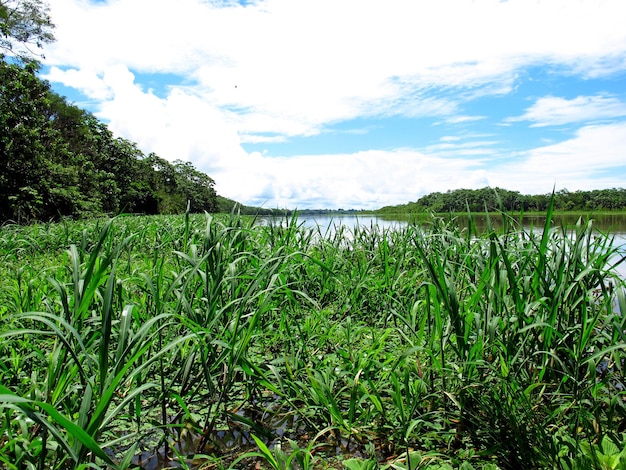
[216, 197, 371, 216]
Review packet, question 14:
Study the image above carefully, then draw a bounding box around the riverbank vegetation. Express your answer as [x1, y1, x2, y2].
[3, 29, 626, 224]
[377, 187, 626, 215]
[1, 205, 625, 469]
[0, 57, 224, 223]
[2, 6, 626, 467]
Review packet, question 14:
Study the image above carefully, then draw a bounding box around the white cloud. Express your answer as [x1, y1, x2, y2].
[221, 121, 626, 208]
[216, 148, 487, 209]
[424, 137, 500, 158]
[441, 115, 486, 125]
[79, 65, 246, 173]
[44, 0, 626, 138]
[39, 0, 626, 208]
[520, 122, 626, 175]
[216, 122, 626, 209]
[486, 122, 626, 194]
[507, 94, 626, 127]
[44, 66, 111, 100]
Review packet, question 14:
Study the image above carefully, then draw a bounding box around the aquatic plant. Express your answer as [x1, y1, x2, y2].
[0, 207, 624, 469]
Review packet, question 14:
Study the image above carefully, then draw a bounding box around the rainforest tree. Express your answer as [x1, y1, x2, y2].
[0, 60, 82, 222]
[0, 59, 219, 223]
[377, 186, 626, 214]
[0, 0, 54, 61]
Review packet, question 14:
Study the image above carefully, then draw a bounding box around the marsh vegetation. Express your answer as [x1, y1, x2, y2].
[1, 206, 625, 469]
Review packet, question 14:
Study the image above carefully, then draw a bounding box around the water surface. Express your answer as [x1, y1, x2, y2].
[265, 212, 626, 237]
[262, 213, 626, 278]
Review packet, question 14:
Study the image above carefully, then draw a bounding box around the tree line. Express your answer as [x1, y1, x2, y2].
[377, 187, 626, 214]
[1, 1, 224, 223]
[4, 3, 624, 223]
[0, 58, 223, 223]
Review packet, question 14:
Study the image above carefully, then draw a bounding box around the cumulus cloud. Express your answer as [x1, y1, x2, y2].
[44, 0, 626, 138]
[40, 0, 626, 208]
[44, 66, 111, 100]
[90, 66, 246, 173]
[486, 122, 626, 194]
[217, 122, 626, 209]
[520, 122, 626, 174]
[217, 149, 487, 209]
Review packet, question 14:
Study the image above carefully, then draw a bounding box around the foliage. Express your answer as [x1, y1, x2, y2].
[0, 208, 624, 469]
[0, 59, 81, 222]
[0, 58, 219, 223]
[0, 0, 55, 61]
[377, 187, 626, 214]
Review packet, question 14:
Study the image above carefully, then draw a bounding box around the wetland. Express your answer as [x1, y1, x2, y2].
[1, 209, 625, 469]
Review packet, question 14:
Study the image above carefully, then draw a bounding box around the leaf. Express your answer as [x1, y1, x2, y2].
[0, 386, 116, 468]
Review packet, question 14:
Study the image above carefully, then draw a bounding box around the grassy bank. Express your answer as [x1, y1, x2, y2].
[1, 209, 625, 469]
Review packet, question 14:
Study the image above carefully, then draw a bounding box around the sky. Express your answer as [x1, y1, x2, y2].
[39, 0, 626, 210]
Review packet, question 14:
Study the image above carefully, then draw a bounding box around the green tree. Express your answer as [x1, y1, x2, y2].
[173, 160, 218, 213]
[0, 60, 84, 222]
[0, 0, 54, 61]
[145, 153, 184, 213]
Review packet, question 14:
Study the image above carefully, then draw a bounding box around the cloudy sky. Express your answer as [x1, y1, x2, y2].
[40, 0, 626, 210]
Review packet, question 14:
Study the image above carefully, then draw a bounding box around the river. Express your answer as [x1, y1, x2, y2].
[263, 212, 626, 238]
[261, 212, 626, 278]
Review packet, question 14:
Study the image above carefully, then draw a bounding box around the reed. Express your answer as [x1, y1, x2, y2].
[0, 205, 624, 469]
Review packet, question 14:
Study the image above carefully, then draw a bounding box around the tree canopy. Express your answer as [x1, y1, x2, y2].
[0, 0, 54, 61]
[0, 58, 219, 223]
[376, 187, 626, 214]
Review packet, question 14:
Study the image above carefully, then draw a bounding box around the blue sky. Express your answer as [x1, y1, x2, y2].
[39, 0, 626, 210]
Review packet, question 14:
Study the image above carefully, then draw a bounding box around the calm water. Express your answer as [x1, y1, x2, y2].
[262, 213, 626, 278]
[290, 214, 405, 233]
[266, 213, 626, 238]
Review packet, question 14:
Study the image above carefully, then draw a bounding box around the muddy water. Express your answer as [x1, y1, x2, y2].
[125, 401, 372, 469]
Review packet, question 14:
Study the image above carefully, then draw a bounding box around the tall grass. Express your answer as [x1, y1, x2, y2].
[0, 207, 625, 469]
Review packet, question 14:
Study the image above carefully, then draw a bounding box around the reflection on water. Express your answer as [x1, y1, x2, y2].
[454, 213, 626, 235]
